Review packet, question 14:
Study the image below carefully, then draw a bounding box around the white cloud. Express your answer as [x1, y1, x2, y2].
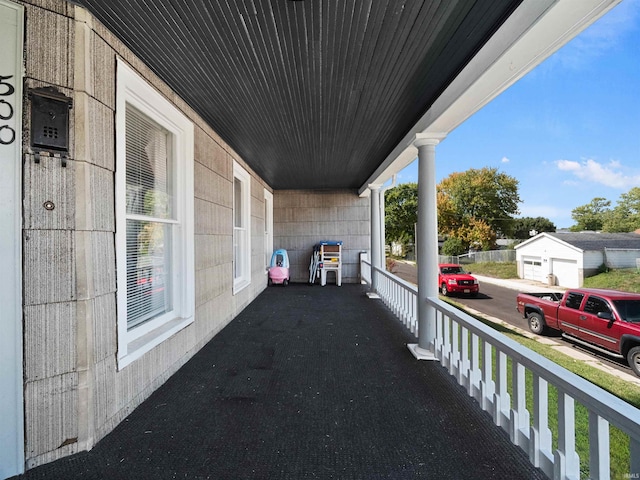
[501, 156, 510, 163]
[555, 158, 640, 189]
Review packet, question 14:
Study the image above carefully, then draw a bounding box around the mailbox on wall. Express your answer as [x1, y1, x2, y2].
[29, 86, 73, 166]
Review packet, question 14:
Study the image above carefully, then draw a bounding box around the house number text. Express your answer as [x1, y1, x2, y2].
[0, 75, 16, 145]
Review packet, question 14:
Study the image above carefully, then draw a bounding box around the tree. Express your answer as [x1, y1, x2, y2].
[513, 217, 556, 239]
[602, 187, 640, 233]
[441, 237, 467, 256]
[570, 197, 611, 231]
[384, 183, 418, 244]
[437, 167, 521, 249]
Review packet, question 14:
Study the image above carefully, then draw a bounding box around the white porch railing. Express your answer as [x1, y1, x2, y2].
[361, 258, 640, 480]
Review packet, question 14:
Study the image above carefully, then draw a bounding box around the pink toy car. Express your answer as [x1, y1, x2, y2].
[268, 249, 290, 285]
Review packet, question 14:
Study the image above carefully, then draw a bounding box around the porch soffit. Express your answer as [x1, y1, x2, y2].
[70, 0, 522, 190]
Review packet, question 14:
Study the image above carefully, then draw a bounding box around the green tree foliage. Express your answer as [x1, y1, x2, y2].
[570, 197, 611, 231]
[570, 189, 640, 232]
[384, 183, 418, 244]
[437, 167, 521, 249]
[513, 216, 556, 239]
[441, 237, 467, 256]
[602, 187, 640, 233]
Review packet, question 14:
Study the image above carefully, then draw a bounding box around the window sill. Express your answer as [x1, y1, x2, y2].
[117, 315, 193, 370]
[233, 278, 251, 295]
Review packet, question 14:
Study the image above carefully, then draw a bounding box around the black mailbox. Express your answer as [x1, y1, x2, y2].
[30, 87, 73, 165]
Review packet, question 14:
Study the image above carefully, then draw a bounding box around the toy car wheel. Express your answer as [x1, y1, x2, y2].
[268, 278, 273, 286]
[440, 283, 449, 296]
[527, 312, 546, 335]
[283, 279, 289, 286]
[627, 346, 640, 377]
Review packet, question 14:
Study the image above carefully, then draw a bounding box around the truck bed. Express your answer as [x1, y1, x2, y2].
[519, 292, 564, 303]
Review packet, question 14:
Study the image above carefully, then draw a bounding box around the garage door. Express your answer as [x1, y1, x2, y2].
[522, 257, 543, 282]
[552, 258, 579, 288]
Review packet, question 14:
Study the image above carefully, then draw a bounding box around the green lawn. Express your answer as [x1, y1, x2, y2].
[583, 268, 640, 293]
[446, 298, 640, 479]
[441, 261, 640, 477]
[466, 261, 517, 278]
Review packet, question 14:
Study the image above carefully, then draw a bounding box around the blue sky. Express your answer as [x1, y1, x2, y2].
[397, 0, 640, 229]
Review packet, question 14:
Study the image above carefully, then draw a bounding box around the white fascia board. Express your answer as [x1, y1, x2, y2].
[516, 232, 584, 253]
[359, 0, 622, 195]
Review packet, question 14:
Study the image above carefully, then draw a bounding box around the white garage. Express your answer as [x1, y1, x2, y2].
[522, 257, 544, 282]
[515, 231, 640, 288]
[550, 258, 579, 288]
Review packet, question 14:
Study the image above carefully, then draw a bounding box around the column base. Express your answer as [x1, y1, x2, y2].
[366, 292, 380, 299]
[408, 343, 437, 361]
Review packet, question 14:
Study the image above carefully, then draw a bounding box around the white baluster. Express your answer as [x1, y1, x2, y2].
[554, 391, 580, 480]
[530, 374, 553, 477]
[588, 412, 609, 480]
[510, 361, 530, 450]
[493, 350, 510, 430]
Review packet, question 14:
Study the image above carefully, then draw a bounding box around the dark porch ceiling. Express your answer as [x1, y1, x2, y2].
[71, 0, 523, 190]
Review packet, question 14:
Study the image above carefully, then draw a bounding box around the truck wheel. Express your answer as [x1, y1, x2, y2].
[628, 346, 640, 377]
[527, 312, 546, 335]
[441, 283, 449, 296]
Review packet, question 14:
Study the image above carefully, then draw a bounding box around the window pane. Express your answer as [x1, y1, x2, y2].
[126, 105, 173, 219]
[234, 178, 242, 228]
[233, 227, 245, 280]
[584, 297, 610, 315]
[565, 293, 584, 310]
[126, 219, 173, 329]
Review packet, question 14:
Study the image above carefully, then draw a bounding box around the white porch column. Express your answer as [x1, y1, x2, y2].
[409, 133, 446, 360]
[368, 183, 383, 297]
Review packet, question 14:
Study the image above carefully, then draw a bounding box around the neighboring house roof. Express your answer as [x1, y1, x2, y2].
[515, 232, 640, 252]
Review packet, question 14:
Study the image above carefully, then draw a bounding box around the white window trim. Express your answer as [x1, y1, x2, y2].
[264, 189, 273, 272]
[233, 161, 251, 294]
[115, 58, 195, 369]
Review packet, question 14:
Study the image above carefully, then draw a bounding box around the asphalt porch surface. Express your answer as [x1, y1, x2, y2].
[13, 284, 547, 480]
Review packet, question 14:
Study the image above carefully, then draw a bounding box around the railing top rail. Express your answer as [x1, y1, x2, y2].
[362, 259, 418, 293]
[361, 257, 640, 439]
[429, 296, 640, 438]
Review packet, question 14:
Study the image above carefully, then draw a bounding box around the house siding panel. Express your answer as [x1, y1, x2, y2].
[274, 190, 370, 284]
[18, 0, 274, 468]
[17, 0, 372, 469]
[604, 248, 640, 269]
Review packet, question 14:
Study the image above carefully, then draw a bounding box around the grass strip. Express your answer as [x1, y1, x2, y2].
[445, 298, 639, 478]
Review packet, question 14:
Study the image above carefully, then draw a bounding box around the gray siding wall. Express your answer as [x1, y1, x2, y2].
[274, 190, 371, 284]
[20, 0, 271, 467]
[604, 248, 640, 269]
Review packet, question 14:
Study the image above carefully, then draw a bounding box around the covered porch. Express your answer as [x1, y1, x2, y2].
[2, 0, 637, 478]
[11, 284, 546, 480]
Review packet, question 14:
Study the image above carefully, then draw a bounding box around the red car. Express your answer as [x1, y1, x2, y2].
[438, 263, 479, 297]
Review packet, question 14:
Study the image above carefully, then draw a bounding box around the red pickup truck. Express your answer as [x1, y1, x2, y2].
[516, 288, 640, 376]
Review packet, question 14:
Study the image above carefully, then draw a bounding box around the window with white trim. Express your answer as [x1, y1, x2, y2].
[264, 189, 273, 270]
[115, 59, 194, 369]
[233, 162, 251, 293]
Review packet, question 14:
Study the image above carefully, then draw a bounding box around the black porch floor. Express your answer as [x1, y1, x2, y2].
[13, 284, 547, 480]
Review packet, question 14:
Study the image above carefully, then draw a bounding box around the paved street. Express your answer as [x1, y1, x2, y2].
[390, 260, 640, 384]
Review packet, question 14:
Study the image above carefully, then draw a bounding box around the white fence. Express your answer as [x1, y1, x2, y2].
[440, 249, 516, 265]
[361, 257, 640, 480]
